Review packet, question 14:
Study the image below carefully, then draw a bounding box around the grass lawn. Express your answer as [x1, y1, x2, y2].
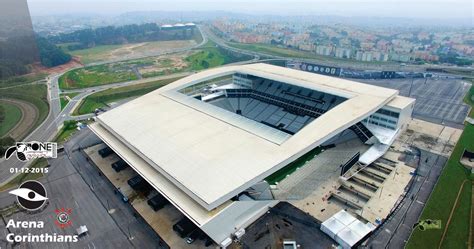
[73, 77, 183, 115]
[441, 180, 472, 249]
[406, 81, 474, 249]
[55, 120, 80, 143]
[186, 40, 252, 71]
[0, 158, 48, 192]
[186, 48, 226, 70]
[0, 73, 47, 88]
[1, 84, 49, 138]
[464, 82, 474, 112]
[59, 64, 138, 90]
[0, 102, 22, 137]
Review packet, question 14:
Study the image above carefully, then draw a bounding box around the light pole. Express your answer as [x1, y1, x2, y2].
[408, 76, 415, 97]
[128, 223, 134, 240]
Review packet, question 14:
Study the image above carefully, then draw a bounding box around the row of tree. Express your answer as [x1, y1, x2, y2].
[1, 22, 198, 79]
[36, 37, 71, 68]
[49, 23, 196, 51]
[0, 35, 71, 79]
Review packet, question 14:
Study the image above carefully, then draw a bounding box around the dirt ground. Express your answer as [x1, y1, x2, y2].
[393, 118, 463, 157]
[31, 57, 83, 75]
[138, 51, 193, 75]
[78, 40, 197, 64]
[0, 98, 38, 140]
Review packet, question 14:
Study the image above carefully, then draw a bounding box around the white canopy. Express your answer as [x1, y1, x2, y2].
[336, 227, 360, 248]
[320, 217, 345, 239]
[348, 219, 373, 237]
[333, 210, 357, 226]
[321, 210, 374, 249]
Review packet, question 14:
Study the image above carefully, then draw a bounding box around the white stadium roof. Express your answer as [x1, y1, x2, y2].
[91, 63, 408, 211]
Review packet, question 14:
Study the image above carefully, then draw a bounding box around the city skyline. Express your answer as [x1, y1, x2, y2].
[26, 0, 474, 21]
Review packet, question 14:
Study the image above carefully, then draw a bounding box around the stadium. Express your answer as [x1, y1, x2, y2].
[90, 63, 415, 247]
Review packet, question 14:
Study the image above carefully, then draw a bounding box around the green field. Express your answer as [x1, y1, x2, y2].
[55, 120, 83, 143]
[73, 77, 182, 115]
[0, 73, 47, 88]
[465, 82, 474, 110]
[406, 82, 474, 249]
[0, 102, 22, 137]
[186, 40, 252, 70]
[186, 48, 226, 70]
[67, 44, 129, 64]
[59, 64, 138, 89]
[2, 84, 49, 139]
[59, 40, 250, 90]
[265, 146, 323, 185]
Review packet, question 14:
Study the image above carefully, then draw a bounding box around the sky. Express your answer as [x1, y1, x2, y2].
[26, 0, 473, 20]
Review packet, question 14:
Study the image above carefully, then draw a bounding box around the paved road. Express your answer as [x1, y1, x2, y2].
[0, 75, 63, 184]
[203, 25, 474, 73]
[60, 71, 194, 94]
[362, 149, 447, 249]
[0, 128, 164, 249]
[0, 26, 210, 186]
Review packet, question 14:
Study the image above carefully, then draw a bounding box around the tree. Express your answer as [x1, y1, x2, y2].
[36, 36, 71, 68]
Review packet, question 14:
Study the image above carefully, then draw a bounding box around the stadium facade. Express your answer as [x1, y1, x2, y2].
[90, 63, 415, 247]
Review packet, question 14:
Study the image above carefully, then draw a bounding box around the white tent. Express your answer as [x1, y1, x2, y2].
[320, 217, 345, 239]
[348, 219, 373, 237]
[336, 227, 360, 249]
[333, 210, 357, 226]
[320, 210, 375, 249]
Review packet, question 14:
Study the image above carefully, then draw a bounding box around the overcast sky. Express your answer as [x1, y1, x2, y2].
[27, 0, 473, 20]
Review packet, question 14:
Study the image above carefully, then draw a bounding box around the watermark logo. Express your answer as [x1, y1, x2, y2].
[9, 180, 48, 211]
[54, 208, 73, 229]
[4, 141, 57, 161]
[413, 219, 442, 231]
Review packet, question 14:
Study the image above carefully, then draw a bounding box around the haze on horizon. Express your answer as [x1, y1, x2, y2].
[27, 0, 473, 21]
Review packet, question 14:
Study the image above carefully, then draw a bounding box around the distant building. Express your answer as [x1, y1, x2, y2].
[299, 43, 315, 51]
[316, 45, 333, 56]
[355, 51, 373, 62]
[372, 52, 389, 62]
[335, 48, 352, 58]
[390, 53, 412, 62]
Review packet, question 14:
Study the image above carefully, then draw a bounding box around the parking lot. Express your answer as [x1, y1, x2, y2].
[237, 202, 334, 249]
[84, 142, 213, 249]
[363, 149, 448, 249]
[355, 78, 471, 128]
[0, 143, 162, 249]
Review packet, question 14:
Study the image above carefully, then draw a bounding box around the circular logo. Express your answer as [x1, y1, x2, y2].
[14, 180, 48, 211]
[57, 212, 70, 224]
